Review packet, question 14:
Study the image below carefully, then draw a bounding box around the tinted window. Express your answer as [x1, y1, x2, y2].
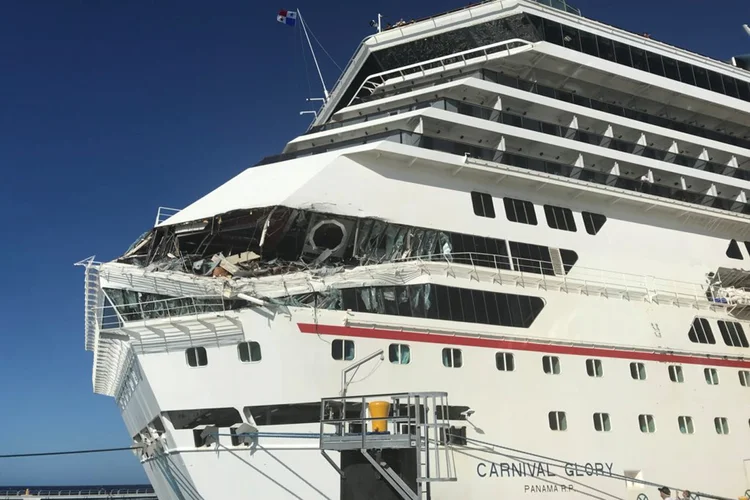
[708, 71, 725, 93]
[723, 75, 740, 98]
[544, 205, 577, 232]
[543, 18, 563, 45]
[582, 212, 607, 235]
[663, 57, 679, 80]
[562, 25, 581, 51]
[630, 47, 648, 72]
[612, 41, 631, 66]
[677, 61, 695, 85]
[579, 30, 598, 56]
[504, 198, 537, 225]
[646, 52, 665, 77]
[688, 318, 716, 345]
[727, 239, 743, 260]
[693, 66, 711, 90]
[471, 191, 496, 218]
[597, 37, 615, 62]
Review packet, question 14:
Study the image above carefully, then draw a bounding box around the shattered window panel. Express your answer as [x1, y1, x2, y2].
[103, 288, 239, 322]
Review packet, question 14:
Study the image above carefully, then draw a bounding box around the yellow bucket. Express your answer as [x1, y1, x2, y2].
[368, 401, 390, 433]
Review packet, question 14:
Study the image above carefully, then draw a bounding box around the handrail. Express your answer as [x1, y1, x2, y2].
[154, 207, 181, 226]
[347, 38, 534, 106]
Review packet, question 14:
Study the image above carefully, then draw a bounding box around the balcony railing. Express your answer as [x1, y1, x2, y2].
[258, 129, 750, 216]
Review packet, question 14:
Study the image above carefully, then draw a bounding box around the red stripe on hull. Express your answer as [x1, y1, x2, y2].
[297, 323, 750, 369]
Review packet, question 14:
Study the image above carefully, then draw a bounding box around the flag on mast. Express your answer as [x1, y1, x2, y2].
[277, 10, 297, 27]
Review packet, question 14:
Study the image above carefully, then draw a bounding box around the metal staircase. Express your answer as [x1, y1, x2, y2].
[319, 392, 457, 500]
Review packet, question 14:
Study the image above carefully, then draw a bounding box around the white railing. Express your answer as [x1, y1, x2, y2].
[0, 488, 155, 499]
[99, 294, 231, 328]
[153, 206, 181, 226]
[384, 252, 721, 309]
[347, 38, 535, 106]
[73, 256, 102, 351]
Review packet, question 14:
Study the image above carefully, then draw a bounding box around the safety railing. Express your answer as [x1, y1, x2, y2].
[154, 207, 181, 226]
[391, 251, 722, 308]
[99, 293, 234, 329]
[348, 38, 534, 105]
[0, 487, 156, 498]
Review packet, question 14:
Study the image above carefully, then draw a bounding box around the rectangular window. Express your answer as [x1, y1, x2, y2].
[688, 318, 716, 344]
[678, 416, 694, 435]
[495, 352, 515, 372]
[471, 191, 495, 218]
[543, 355, 561, 375]
[332, 339, 355, 361]
[388, 344, 410, 365]
[442, 348, 463, 368]
[186, 347, 208, 367]
[630, 362, 646, 380]
[638, 414, 655, 433]
[504, 197, 537, 225]
[668, 365, 684, 383]
[593, 412, 611, 432]
[586, 358, 603, 377]
[739, 370, 750, 387]
[714, 417, 729, 435]
[717, 320, 749, 348]
[548, 411, 567, 431]
[704, 368, 719, 385]
[238, 341, 261, 363]
[582, 211, 606, 235]
[543, 205, 577, 232]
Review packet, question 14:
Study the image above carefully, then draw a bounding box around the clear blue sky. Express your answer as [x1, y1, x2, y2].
[0, 0, 747, 486]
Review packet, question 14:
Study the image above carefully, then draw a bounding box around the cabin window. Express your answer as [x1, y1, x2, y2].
[504, 198, 537, 225]
[543, 355, 561, 375]
[688, 318, 715, 344]
[668, 365, 684, 383]
[237, 341, 261, 363]
[727, 239, 743, 260]
[442, 348, 463, 368]
[186, 347, 208, 367]
[389, 344, 411, 365]
[548, 411, 567, 431]
[471, 191, 495, 218]
[630, 362, 646, 380]
[544, 205, 576, 232]
[714, 417, 730, 435]
[739, 370, 750, 387]
[582, 212, 607, 235]
[332, 339, 355, 361]
[717, 321, 749, 348]
[678, 416, 694, 435]
[495, 352, 515, 372]
[593, 413, 611, 432]
[638, 414, 655, 433]
[586, 358, 603, 377]
[704, 368, 719, 385]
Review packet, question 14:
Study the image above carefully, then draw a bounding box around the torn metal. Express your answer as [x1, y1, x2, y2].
[117, 205, 576, 282]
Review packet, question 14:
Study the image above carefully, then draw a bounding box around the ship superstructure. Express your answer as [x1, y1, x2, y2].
[79, 1, 750, 498]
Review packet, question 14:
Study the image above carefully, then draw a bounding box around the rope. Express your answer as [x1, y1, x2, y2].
[0, 446, 136, 459]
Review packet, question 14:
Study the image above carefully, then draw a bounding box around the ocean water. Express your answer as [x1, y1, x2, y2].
[0, 484, 153, 495]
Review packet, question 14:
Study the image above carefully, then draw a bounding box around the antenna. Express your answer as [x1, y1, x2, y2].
[296, 10, 329, 101]
[744, 24, 750, 37]
[369, 13, 383, 33]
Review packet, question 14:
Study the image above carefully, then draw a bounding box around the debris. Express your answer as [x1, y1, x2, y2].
[225, 251, 261, 266]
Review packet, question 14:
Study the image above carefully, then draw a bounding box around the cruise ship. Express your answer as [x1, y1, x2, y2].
[77, 1, 750, 499]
